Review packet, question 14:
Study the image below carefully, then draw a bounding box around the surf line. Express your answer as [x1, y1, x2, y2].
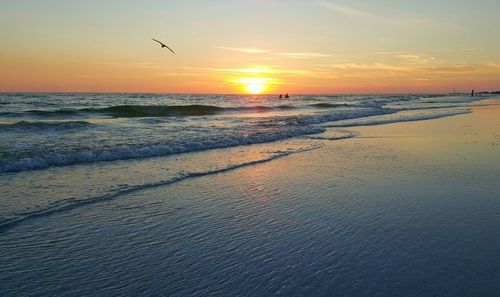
[0, 144, 323, 232]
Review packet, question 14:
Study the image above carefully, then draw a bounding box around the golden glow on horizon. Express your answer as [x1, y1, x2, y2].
[238, 78, 267, 94]
[246, 82, 265, 94]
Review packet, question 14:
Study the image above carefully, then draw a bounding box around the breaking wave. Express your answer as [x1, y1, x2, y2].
[0, 120, 93, 131]
[0, 125, 325, 172]
[2, 104, 299, 118]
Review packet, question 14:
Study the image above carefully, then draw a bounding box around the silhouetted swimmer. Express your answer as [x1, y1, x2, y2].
[152, 38, 175, 54]
[471, 90, 474, 97]
[285, 93, 289, 98]
[279, 94, 283, 98]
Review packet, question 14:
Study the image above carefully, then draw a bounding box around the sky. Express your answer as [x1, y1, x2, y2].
[1, 0, 500, 94]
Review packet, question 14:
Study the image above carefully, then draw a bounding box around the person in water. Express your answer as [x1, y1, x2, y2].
[285, 93, 289, 98]
[279, 94, 283, 98]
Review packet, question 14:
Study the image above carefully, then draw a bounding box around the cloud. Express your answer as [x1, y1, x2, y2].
[219, 47, 270, 54]
[277, 52, 332, 59]
[487, 63, 500, 69]
[326, 63, 408, 72]
[232, 77, 282, 86]
[396, 54, 436, 64]
[219, 46, 333, 59]
[210, 67, 316, 76]
[368, 51, 408, 56]
[180, 66, 321, 78]
[367, 51, 437, 64]
[318, 2, 375, 18]
[318, 1, 457, 30]
[369, 48, 479, 58]
[428, 48, 480, 53]
[203, 67, 275, 74]
[317, 62, 492, 82]
[318, 1, 391, 23]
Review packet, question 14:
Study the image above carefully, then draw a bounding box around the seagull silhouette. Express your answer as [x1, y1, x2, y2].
[152, 38, 175, 54]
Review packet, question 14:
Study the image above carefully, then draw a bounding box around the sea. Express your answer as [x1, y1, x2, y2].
[0, 93, 488, 228]
[0, 93, 481, 173]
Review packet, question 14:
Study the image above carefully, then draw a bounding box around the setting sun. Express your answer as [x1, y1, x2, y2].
[238, 78, 267, 94]
[246, 82, 265, 94]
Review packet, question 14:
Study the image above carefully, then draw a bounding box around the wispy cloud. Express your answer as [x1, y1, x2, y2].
[152, 72, 211, 77]
[318, 1, 384, 22]
[318, 1, 456, 29]
[367, 51, 437, 64]
[231, 77, 282, 86]
[319, 62, 490, 80]
[219, 46, 332, 59]
[318, 2, 375, 18]
[180, 66, 320, 77]
[486, 63, 500, 69]
[203, 67, 275, 74]
[396, 54, 436, 64]
[326, 63, 408, 72]
[369, 48, 479, 57]
[219, 47, 270, 54]
[428, 48, 480, 53]
[368, 51, 408, 56]
[277, 52, 331, 59]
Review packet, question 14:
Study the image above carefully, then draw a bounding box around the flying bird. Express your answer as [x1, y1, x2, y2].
[152, 38, 175, 54]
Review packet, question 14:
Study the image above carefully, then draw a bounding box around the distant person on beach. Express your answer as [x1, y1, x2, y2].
[285, 93, 289, 98]
[471, 90, 474, 97]
[279, 94, 283, 98]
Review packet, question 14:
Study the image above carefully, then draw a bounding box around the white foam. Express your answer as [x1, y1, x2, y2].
[324, 108, 471, 127]
[0, 125, 325, 172]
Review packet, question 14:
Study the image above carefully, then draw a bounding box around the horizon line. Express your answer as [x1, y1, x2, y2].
[0, 90, 489, 95]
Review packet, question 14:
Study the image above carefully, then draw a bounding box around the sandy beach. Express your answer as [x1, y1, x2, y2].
[2, 103, 499, 296]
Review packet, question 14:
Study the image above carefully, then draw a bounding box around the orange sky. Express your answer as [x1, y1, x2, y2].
[1, 1, 500, 94]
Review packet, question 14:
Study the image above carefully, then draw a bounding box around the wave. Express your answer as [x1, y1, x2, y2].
[308, 103, 354, 108]
[324, 108, 471, 127]
[95, 105, 225, 117]
[294, 108, 394, 125]
[0, 144, 322, 232]
[7, 104, 297, 118]
[307, 129, 359, 140]
[0, 125, 325, 173]
[0, 108, 396, 173]
[0, 120, 92, 131]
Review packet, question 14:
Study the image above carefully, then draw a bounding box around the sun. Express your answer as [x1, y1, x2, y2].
[238, 78, 267, 94]
[246, 82, 265, 94]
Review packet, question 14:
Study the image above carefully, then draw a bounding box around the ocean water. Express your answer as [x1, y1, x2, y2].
[0, 93, 491, 228]
[0, 93, 486, 226]
[1, 93, 499, 296]
[0, 93, 481, 174]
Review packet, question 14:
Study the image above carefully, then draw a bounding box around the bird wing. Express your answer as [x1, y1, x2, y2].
[152, 38, 164, 45]
[164, 45, 175, 54]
